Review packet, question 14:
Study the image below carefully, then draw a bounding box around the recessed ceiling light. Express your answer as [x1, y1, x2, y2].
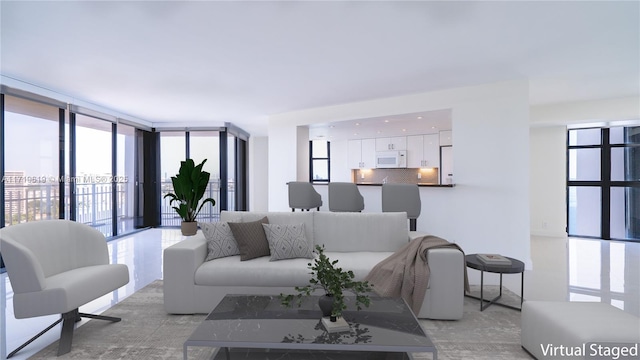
[377, 131, 382, 134]
[354, 133, 358, 136]
[417, 116, 423, 119]
[355, 123, 360, 126]
[384, 120, 389, 123]
[329, 125, 335, 128]
[402, 129, 406, 132]
[431, 126, 436, 129]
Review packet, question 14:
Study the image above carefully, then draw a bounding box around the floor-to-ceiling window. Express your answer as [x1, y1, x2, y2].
[158, 128, 246, 225]
[190, 131, 221, 220]
[227, 133, 236, 211]
[75, 114, 114, 236]
[160, 132, 186, 226]
[568, 126, 640, 241]
[1, 90, 152, 239]
[117, 123, 137, 233]
[3, 95, 62, 226]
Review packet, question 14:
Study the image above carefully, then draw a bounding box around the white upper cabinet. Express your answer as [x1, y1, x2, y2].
[422, 134, 439, 168]
[407, 134, 439, 168]
[347, 140, 362, 169]
[439, 130, 453, 146]
[361, 139, 376, 168]
[348, 139, 376, 169]
[375, 136, 407, 151]
[406, 135, 424, 168]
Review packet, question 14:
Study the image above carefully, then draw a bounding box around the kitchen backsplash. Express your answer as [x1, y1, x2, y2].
[353, 168, 439, 185]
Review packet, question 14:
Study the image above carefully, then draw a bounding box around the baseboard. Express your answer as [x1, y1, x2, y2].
[530, 230, 568, 238]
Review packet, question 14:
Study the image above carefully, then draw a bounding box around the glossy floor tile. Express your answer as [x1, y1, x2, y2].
[1, 230, 639, 359]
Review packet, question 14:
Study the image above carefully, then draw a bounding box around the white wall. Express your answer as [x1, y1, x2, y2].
[266, 80, 532, 266]
[530, 96, 640, 126]
[296, 126, 309, 181]
[529, 126, 567, 237]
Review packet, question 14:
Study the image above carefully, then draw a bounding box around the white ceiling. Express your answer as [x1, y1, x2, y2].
[1, 1, 638, 136]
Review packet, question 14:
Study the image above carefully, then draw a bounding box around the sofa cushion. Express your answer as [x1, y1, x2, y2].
[200, 222, 240, 261]
[262, 223, 314, 261]
[228, 217, 270, 261]
[323, 251, 393, 281]
[195, 255, 314, 287]
[314, 212, 408, 252]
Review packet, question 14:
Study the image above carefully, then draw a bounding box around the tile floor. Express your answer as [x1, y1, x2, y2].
[1, 229, 639, 360]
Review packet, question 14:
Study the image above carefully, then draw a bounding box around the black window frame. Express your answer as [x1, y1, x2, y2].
[567, 126, 640, 241]
[309, 140, 330, 183]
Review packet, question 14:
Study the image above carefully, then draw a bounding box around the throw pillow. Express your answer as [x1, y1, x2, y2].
[200, 222, 239, 261]
[228, 217, 270, 261]
[262, 223, 314, 261]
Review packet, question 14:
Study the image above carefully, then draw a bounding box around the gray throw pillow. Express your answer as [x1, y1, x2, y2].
[262, 223, 314, 261]
[228, 217, 270, 261]
[200, 222, 239, 261]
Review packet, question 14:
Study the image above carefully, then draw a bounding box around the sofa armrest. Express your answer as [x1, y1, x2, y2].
[418, 247, 465, 320]
[163, 233, 207, 314]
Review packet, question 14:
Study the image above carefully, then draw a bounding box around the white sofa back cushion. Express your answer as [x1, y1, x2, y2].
[314, 212, 408, 252]
[221, 211, 315, 246]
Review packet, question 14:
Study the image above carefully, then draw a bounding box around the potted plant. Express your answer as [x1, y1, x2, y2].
[164, 158, 216, 236]
[280, 245, 372, 322]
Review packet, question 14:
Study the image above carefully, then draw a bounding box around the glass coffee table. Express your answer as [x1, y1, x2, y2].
[183, 294, 437, 360]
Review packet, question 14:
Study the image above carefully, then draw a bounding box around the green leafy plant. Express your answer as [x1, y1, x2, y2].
[163, 158, 216, 222]
[280, 245, 372, 319]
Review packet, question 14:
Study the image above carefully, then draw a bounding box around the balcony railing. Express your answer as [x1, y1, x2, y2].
[160, 180, 232, 226]
[3, 180, 231, 232]
[3, 183, 133, 236]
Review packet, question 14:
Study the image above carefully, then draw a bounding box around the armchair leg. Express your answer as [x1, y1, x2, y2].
[7, 309, 122, 358]
[6, 318, 62, 358]
[79, 312, 121, 322]
[58, 309, 78, 356]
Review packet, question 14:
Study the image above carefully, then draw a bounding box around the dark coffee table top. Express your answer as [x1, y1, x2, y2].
[184, 294, 436, 354]
[465, 254, 525, 274]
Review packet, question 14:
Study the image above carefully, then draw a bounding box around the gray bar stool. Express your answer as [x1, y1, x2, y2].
[328, 182, 365, 212]
[381, 183, 421, 231]
[287, 181, 322, 211]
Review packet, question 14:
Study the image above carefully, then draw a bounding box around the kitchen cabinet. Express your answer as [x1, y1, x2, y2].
[375, 136, 407, 151]
[347, 138, 376, 169]
[407, 134, 439, 168]
[439, 130, 453, 146]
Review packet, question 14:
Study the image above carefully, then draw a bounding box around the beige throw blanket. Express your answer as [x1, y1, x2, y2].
[364, 235, 469, 314]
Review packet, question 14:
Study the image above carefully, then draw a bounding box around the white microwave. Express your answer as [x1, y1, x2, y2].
[375, 151, 406, 168]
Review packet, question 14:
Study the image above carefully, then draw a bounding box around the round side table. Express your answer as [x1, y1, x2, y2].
[465, 254, 525, 311]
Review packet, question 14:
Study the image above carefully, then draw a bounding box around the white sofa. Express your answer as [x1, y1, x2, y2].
[163, 211, 465, 319]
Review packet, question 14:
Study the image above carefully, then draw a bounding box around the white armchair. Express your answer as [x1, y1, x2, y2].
[0, 220, 129, 357]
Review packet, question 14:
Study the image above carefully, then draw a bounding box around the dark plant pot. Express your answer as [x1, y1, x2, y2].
[181, 221, 198, 236]
[318, 294, 335, 318]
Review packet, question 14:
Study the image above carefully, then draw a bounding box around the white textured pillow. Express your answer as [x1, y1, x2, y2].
[262, 223, 314, 261]
[200, 222, 240, 261]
